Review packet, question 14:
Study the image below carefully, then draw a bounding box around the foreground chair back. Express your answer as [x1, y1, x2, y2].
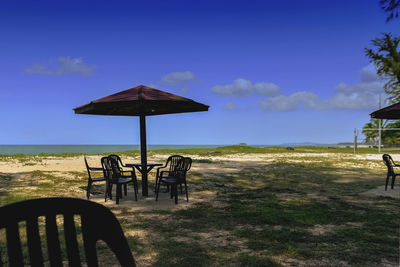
[382, 154, 398, 190]
[0, 197, 135, 266]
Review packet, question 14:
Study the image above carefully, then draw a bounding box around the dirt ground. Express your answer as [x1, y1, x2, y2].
[0, 152, 398, 266]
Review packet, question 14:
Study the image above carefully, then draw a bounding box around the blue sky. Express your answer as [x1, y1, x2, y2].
[0, 0, 399, 145]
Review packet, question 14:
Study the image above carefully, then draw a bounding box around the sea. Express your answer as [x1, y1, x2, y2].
[0, 143, 340, 155]
[0, 145, 224, 155]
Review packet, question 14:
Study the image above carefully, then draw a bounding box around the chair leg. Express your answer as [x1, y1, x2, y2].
[104, 181, 109, 202]
[109, 184, 113, 199]
[391, 174, 396, 189]
[184, 180, 189, 202]
[124, 184, 127, 196]
[134, 179, 139, 195]
[180, 183, 183, 193]
[154, 177, 158, 192]
[155, 181, 161, 201]
[174, 184, 178, 204]
[133, 182, 137, 201]
[385, 173, 390, 191]
[116, 184, 121, 204]
[87, 181, 92, 199]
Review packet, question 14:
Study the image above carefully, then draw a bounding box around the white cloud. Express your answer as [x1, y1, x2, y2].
[314, 81, 383, 110]
[211, 79, 281, 97]
[315, 64, 384, 110]
[254, 82, 281, 97]
[211, 78, 254, 97]
[259, 64, 385, 112]
[260, 92, 319, 111]
[180, 87, 189, 93]
[26, 56, 95, 76]
[25, 64, 53, 75]
[224, 102, 236, 110]
[161, 71, 196, 85]
[360, 63, 381, 83]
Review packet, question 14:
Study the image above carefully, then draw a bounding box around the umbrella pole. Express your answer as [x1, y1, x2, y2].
[140, 114, 148, 196]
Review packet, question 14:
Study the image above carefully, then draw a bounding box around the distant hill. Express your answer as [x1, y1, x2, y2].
[279, 142, 324, 146]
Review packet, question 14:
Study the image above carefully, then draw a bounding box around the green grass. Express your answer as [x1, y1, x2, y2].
[192, 158, 214, 163]
[0, 148, 399, 266]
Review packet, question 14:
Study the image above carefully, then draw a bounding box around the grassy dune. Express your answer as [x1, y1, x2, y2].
[0, 146, 399, 266]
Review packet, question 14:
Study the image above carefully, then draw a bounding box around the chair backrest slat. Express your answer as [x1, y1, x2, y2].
[168, 155, 184, 173]
[45, 215, 63, 266]
[81, 215, 99, 267]
[172, 157, 192, 183]
[102, 156, 121, 182]
[63, 213, 81, 266]
[109, 155, 136, 179]
[6, 222, 24, 266]
[26, 217, 44, 266]
[109, 154, 124, 169]
[183, 157, 192, 172]
[101, 156, 109, 179]
[108, 157, 122, 179]
[84, 157, 92, 180]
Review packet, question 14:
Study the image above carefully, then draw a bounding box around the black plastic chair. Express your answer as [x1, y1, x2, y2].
[382, 154, 398, 190]
[155, 155, 184, 192]
[102, 156, 137, 204]
[84, 156, 106, 199]
[156, 157, 192, 204]
[0, 197, 136, 266]
[108, 154, 138, 196]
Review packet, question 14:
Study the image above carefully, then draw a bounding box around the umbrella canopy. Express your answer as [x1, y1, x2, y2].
[370, 102, 400, 119]
[73, 85, 209, 116]
[74, 85, 209, 196]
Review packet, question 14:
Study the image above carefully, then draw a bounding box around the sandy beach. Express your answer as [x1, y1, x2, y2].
[0, 152, 388, 173]
[0, 152, 398, 200]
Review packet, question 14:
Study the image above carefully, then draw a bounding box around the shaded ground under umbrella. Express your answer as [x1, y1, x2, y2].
[73, 85, 209, 196]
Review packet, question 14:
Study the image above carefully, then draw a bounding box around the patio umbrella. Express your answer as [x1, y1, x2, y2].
[73, 85, 209, 196]
[370, 101, 400, 119]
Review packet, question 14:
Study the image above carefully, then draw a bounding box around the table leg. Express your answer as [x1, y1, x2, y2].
[142, 168, 148, 197]
[132, 165, 158, 197]
[134, 166, 148, 197]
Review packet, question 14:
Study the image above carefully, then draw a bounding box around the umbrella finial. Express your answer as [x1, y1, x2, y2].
[138, 85, 143, 100]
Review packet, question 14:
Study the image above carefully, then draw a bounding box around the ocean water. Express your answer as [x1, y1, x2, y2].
[0, 145, 223, 155]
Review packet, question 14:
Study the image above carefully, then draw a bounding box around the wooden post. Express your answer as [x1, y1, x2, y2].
[378, 94, 382, 153]
[140, 115, 148, 196]
[354, 128, 357, 154]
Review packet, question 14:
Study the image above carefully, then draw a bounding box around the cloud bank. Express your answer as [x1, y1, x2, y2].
[212, 64, 384, 111]
[26, 56, 95, 76]
[161, 71, 196, 85]
[260, 92, 319, 111]
[211, 78, 281, 97]
[224, 102, 236, 110]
